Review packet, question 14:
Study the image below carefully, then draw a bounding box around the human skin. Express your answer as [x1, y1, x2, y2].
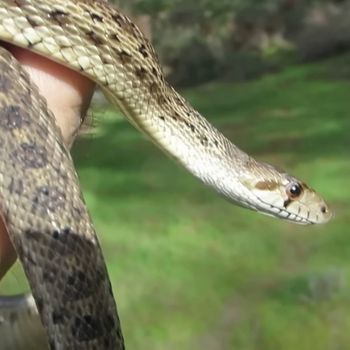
[0, 45, 96, 279]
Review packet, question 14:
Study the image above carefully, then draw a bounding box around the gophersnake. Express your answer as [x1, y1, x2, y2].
[0, 0, 331, 349]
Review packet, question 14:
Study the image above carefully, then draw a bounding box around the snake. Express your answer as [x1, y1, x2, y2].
[0, 0, 331, 349]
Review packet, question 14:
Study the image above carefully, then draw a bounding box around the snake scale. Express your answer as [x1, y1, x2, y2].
[0, 0, 331, 349]
[0, 47, 123, 348]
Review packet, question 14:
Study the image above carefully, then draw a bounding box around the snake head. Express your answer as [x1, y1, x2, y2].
[241, 163, 332, 224]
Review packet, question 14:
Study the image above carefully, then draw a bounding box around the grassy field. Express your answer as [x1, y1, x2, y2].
[1, 55, 349, 349]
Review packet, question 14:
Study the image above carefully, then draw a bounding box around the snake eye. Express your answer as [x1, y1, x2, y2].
[286, 182, 303, 199]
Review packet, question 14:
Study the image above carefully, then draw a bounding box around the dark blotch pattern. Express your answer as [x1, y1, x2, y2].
[151, 67, 158, 77]
[157, 95, 167, 105]
[25, 229, 41, 242]
[52, 309, 65, 325]
[8, 178, 24, 195]
[63, 270, 96, 301]
[104, 313, 116, 333]
[118, 50, 132, 64]
[174, 96, 185, 107]
[138, 44, 148, 58]
[32, 185, 66, 214]
[111, 13, 124, 27]
[89, 12, 104, 22]
[48, 227, 97, 260]
[135, 67, 147, 80]
[0, 74, 11, 92]
[42, 266, 59, 283]
[110, 33, 120, 42]
[16, 0, 30, 5]
[184, 121, 195, 133]
[72, 315, 104, 342]
[12, 142, 48, 169]
[110, 11, 137, 36]
[19, 232, 42, 266]
[86, 31, 105, 46]
[48, 9, 69, 25]
[0, 105, 30, 130]
[200, 135, 209, 146]
[149, 82, 158, 94]
[24, 227, 96, 264]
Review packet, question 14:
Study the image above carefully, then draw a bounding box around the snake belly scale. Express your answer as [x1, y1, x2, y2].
[0, 0, 331, 349]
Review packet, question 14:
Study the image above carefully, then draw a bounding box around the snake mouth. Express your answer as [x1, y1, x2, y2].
[255, 195, 315, 224]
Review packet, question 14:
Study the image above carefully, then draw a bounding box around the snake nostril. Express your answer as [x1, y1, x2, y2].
[320, 205, 327, 214]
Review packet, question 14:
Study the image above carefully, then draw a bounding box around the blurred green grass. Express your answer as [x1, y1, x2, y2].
[1, 55, 349, 349]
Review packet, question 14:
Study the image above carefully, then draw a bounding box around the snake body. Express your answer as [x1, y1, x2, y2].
[0, 47, 123, 348]
[0, 0, 331, 348]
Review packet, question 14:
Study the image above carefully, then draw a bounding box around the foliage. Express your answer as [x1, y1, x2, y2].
[109, 0, 350, 86]
[165, 37, 219, 87]
[296, 4, 350, 60]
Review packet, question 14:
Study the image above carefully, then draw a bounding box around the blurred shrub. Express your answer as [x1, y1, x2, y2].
[163, 39, 293, 86]
[219, 51, 272, 81]
[297, 6, 350, 60]
[165, 37, 220, 87]
[221, 48, 298, 82]
[115, 0, 350, 86]
[154, 1, 299, 86]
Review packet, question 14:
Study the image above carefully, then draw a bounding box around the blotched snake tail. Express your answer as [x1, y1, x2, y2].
[0, 0, 331, 348]
[0, 46, 123, 348]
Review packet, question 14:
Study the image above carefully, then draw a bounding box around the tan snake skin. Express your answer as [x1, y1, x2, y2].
[0, 0, 331, 348]
[0, 47, 123, 348]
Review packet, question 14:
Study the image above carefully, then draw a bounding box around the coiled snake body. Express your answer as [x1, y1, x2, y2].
[0, 0, 331, 348]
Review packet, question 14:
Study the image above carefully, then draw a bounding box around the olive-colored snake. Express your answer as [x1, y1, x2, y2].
[0, 0, 331, 348]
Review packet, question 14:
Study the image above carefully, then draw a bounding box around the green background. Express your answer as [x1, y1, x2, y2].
[1, 54, 349, 349]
